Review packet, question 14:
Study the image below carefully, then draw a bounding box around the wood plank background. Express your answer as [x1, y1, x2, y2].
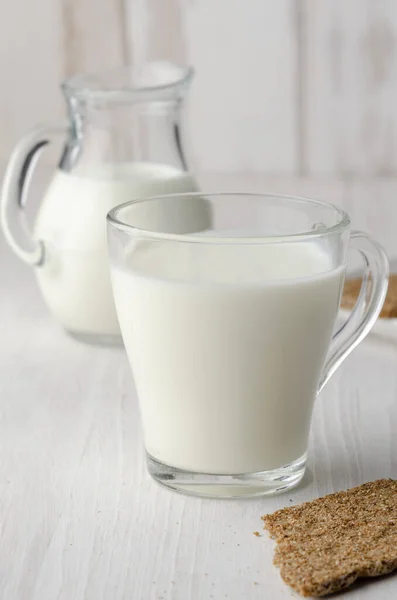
[1, 0, 397, 176]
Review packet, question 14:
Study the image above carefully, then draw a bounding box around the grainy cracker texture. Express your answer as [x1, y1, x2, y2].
[263, 479, 397, 597]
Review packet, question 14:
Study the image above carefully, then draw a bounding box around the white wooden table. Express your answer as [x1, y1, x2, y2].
[1, 177, 397, 600]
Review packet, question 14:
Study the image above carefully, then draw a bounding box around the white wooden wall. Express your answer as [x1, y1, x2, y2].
[1, 0, 397, 176]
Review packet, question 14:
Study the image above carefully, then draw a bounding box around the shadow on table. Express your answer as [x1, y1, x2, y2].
[329, 570, 397, 597]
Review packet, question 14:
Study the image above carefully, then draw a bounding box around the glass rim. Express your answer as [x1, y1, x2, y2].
[62, 64, 194, 100]
[107, 191, 351, 245]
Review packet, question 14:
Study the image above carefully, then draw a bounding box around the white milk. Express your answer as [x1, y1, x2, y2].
[34, 163, 199, 337]
[112, 242, 345, 474]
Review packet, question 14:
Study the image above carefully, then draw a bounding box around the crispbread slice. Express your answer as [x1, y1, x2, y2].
[263, 479, 397, 597]
[342, 274, 397, 318]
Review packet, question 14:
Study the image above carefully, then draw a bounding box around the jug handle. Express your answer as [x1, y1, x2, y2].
[318, 231, 389, 393]
[1, 122, 67, 266]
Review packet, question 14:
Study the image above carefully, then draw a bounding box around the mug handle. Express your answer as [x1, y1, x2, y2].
[318, 231, 389, 393]
[0, 122, 66, 266]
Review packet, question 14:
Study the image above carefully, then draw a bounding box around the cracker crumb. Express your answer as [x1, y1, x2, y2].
[263, 479, 397, 597]
[253, 531, 261, 537]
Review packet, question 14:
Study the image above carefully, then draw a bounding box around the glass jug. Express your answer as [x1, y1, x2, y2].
[1, 62, 200, 345]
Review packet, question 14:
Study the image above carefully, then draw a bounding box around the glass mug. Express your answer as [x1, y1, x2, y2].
[107, 192, 388, 498]
[0, 62, 198, 345]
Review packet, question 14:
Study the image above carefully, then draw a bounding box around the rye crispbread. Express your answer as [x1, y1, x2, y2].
[263, 479, 397, 597]
[342, 274, 397, 318]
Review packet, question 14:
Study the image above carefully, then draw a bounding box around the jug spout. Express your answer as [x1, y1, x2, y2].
[62, 61, 194, 104]
[60, 62, 194, 175]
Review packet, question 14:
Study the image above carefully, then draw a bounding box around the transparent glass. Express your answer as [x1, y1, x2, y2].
[107, 192, 388, 498]
[1, 62, 196, 345]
